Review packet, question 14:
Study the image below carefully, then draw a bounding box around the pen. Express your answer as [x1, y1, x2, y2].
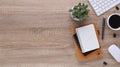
[101, 18, 106, 40]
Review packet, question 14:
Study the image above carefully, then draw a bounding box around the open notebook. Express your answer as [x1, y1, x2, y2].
[76, 24, 100, 53]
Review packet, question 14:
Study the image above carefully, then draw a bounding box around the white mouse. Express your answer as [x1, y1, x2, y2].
[108, 44, 120, 63]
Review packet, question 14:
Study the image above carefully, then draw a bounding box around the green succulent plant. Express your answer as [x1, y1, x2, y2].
[69, 3, 89, 21]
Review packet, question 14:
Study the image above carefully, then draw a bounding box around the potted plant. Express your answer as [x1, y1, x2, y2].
[69, 3, 89, 22]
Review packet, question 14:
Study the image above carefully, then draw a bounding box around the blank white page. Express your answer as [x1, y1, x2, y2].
[76, 24, 100, 53]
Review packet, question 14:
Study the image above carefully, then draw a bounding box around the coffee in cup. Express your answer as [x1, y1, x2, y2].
[107, 13, 120, 31]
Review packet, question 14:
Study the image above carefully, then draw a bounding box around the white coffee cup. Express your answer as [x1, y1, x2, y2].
[107, 13, 120, 31]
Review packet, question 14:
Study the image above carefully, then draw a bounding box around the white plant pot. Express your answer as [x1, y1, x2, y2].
[70, 12, 81, 22]
[70, 11, 82, 22]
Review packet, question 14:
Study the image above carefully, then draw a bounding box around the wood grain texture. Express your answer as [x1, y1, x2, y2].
[0, 0, 119, 67]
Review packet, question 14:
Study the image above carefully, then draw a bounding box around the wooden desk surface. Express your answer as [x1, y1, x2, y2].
[0, 0, 120, 67]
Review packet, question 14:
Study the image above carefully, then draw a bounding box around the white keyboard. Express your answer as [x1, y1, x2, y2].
[89, 0, 120, 16]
